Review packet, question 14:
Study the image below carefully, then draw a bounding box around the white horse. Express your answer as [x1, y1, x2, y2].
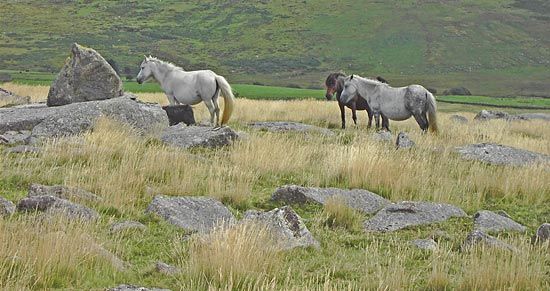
[136, 56, 235, 127]
[340, 75, 438, 132]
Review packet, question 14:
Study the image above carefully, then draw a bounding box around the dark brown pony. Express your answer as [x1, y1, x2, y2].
[325, 72, 389, 130]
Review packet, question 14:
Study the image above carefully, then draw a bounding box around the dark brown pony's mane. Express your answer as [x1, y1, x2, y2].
[325, 72, 346, 88]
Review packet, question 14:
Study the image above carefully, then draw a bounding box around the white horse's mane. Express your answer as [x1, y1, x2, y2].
[146, 56, 185, 72]
[350, 75, 387, 87]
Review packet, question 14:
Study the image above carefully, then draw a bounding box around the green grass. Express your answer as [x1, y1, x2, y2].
[437, 95, 550, 109]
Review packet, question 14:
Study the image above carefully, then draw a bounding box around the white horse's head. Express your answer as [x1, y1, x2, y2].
[340, 75, 358, 105]
[136, 55, 155, 84]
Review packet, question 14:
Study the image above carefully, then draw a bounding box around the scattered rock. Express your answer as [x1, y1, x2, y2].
[248, 121, 334, 136]
[160, 124, 239, 149]
[364, 201, 467, 232]
[28, 183, 102, 202]
[455, 143, 549, 166]
[17, 195, 99, 221]
[243, 206, 320, 250]
[162, 105, 195, 126]
[429, 230, 451, 242]
[473, 210, 526, 233]
[3, 145, 41, 154]
[462, 230, 517, 251]
[396, 132, 415, 149]
[531, 223, 550, 244]
[271, 185, 389, 214]
[0, 130, 31, 145]
[155, 261, 180, 275]
[516, 113, 550, 121]
[107, 285, 171, 291]
[474, 110, 525, 121]
[372, 131, 393, 142]
[110, 221, 147, 234]
[0, 197, 16, 217]
[442, 87, 471, 96]
[450, 114, 468, 124]
[47, 43, 123, 107]
[146, 195, 235, 233]
[0, 96, 168, 140]
[410, 239, 437, 251]
[0, 88, 30, 107]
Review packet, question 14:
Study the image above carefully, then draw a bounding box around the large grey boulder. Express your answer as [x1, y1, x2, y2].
[531, 223, 550, 244]
[162, 105, 195, 126]
[160, 124, 239, 149]
[462, 230, 517, 251]
[0, 95, 168, 140]
[0, 88, 30, 107]
[146, 195, 235, 233]
[28, 183, 102, 202]
[473, 210, 526, 233]
[17, 195, 99, 221]
[0, 197, 16, 217]
[271, 185, 389, 214]
[364, 201, 467, 232]
[47, 43, 123, 107]
[455, 143, 549, 166]
[243, 206, 320, 250]
[108, 285, 171, 291]
[248, 121, 334, 136]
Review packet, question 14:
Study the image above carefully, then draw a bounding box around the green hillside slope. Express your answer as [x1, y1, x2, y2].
[1, 0, 549, 96]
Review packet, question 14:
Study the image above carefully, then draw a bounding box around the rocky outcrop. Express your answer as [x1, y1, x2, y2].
[248, 121, 334, 136]
[17, 195, 98, 221]
[160, 124, 239, 149]
[243, 206, 320, 250]
[0, 197, 16, 217]
[162, 105, 195, 126]
[47, 43, 123, 107]
[455, 143, 549, 166]
[271, 185, 389, 214]
[364, 201, 467, 232]
[146, 195, 235, 233]
[473, 210, 527, 233]
[396, 132, 415, 149]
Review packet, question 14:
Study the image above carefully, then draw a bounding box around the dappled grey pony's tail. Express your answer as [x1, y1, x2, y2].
[426, 92, 438, 133]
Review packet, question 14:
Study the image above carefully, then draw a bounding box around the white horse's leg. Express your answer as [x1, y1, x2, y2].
[212, 96, 221, 127]
[166, 93, 177, 106]
[204, 99, 217, 127]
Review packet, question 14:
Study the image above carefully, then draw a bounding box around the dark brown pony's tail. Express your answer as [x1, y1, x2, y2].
[426, 91, 438, 133]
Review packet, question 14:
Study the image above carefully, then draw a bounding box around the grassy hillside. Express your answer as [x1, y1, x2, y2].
[0, 0, 549, 96]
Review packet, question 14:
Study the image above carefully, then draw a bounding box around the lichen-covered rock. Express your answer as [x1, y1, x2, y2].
[17, 195, 99, 221]
[410, 239, 437, 251]
[473, 210, 527, 233]
[146, 195, 235, 233]
[364, 201, 467, 232]
[271, 185, 389, 214]
[396, 132, 415, 149]
[47, 43, 123, 107]
[0, 197, 16, 217]
[243, 206, 320, 250]
[248, 121, 334, 136]
[160, 124, 239, 149]
[28, 183, 102, 202]
[462, 230, 517, 251]
[455, 143, 549, 166]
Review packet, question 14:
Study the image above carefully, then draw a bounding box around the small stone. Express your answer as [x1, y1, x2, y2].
[462, 230, 517, 251]
[110, 221, 147, 234]
[410, 239, 437, 251]
[372, 131, 393, 142]
[531, 223, 550, 244]
[155, 261, 180, 275]
[107, 284, 171, 291]
[450, 114, 468, 124]
[0, 197, 16, 217]
[396, 132, 415, 148]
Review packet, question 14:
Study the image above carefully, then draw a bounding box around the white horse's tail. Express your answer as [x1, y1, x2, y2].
[215, 75, 235, 126]
[426, 91, 438, 133]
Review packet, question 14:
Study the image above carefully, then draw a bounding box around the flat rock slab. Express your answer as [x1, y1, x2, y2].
[28, 183, 102, 202]
[272, 185, 389, 214]
[160, 124, 239, 149]
[410, 239, 438, 251]
[473, 210, 526, 233]
[17, 195, 99, 221]
[532, 223, 550, 244]
[462, 230, 517, 251]
[248, 121, 334, 136]
[0, 95, 168, 140]
[47, 43, 123, 107]
[455, 143, 549, 166]
[110, 221, 147, 234]
[364, 201, 467, 232]
[243, 206, 320, 250]
[146, 195, 235, 233]
[0, 197, 16, 217]
[108, 285, 171, 291]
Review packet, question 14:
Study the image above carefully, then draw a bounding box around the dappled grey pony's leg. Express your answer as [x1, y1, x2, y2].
[351, 101, 357, 126]
[381, 115, 390, 131]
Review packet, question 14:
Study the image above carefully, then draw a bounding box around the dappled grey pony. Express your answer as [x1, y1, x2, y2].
[325, 72, 389, 129]
[136, 56, 235, 127]
[340, 75, 438, 132]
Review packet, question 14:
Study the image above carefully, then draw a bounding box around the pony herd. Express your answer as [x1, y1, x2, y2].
[136, 56, 438, 133]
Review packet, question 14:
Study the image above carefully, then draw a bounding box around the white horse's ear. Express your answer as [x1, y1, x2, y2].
[144, 55, 149, 61]
[350, 74, 354, 80]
